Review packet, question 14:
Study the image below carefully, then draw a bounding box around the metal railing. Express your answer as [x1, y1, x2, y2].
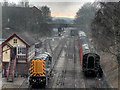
[7, 55, 17, 81]
[7, 57, 11, 81]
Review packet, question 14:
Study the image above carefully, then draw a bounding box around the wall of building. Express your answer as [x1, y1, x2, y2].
[8, 36, 27, 59]
[3, 45, 10, 62]
[28, 45, 35, 61]
[15, 63, 29, 77]
[8, 37, 26, 47]
[2, 63, 9, 77]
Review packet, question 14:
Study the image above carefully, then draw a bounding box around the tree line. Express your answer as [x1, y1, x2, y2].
[74, 2, 98, 32]
[75, 2, 120, 66]
[91, 2, 120, 66]
[2, 5, 52, 39]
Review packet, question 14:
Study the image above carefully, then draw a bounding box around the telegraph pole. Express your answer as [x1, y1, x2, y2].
[0, 2, 2, 90]
[0, 2, 2, 39]
[20, 0, 29, 7]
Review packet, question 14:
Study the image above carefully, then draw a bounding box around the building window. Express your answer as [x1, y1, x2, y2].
[14, 39, 17, 43]
[18, 55, 26, 58]
[18, 47, 26, 55]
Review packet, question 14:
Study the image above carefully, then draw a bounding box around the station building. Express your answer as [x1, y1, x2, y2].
[1, 33, 36, 81]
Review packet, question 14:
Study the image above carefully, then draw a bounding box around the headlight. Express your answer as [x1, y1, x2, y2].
[33, 79, 36, 82]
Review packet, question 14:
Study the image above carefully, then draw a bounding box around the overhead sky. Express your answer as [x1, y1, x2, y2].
[0, 0, 96, 18]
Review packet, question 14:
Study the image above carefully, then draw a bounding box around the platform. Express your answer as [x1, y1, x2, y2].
[2, 77, 27, 88]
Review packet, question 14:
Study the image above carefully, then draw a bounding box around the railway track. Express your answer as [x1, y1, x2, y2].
[18, 78, 29, 89]
[52, 36, 85, 88]
[48, 40, 53, 53]
[74, 36, 85, 88]
[52, 38, 67, 69]
[80, 36, 113, 89]
[44, 39, 48, 52]
[44, 39, 53, 54]
[48, 37, 75, 88]
[73, 37, 76, 88]
[51, 38, 69, 88]
[18, 36, 113, 89]
[59, 38, 71, 88]
[47, 38, 67, 88]
[60, 37, 76, 88]
[83, 74, 111, 89]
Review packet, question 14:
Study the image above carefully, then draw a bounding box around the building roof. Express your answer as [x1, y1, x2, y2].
[32, 53, 49, 61]
[2, 33, 37, 47]
[6, 42, 14, 48]
[16, 33, 37, 46]
[0, 38, 6, 41]
[0, 38, 6, 44]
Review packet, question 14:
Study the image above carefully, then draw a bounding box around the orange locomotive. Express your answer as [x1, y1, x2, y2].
[28, 52, 52, 88]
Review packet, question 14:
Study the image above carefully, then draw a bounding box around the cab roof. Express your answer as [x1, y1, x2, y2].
[31, 53, 48, 61]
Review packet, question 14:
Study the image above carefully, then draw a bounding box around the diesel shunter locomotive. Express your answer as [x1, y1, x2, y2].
[28, 52, 52, 88]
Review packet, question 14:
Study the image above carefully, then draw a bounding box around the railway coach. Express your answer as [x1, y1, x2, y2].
[28, 52, 52, 88]
[79, 31, 103, 77]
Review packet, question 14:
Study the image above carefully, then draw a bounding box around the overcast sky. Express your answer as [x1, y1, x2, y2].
[31, 2, 85, 18]
[0, 0, 96, 18]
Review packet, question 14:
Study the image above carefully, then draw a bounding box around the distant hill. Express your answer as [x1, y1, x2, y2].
[52, 17, 74, 24]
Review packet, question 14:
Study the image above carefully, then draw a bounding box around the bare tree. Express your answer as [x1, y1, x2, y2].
[91, 2, 120, 66]
[3, 0, 8, 6]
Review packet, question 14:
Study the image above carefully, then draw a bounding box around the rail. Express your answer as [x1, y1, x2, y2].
[7, 57, 11, 80]
[12, 55, 17, 81]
